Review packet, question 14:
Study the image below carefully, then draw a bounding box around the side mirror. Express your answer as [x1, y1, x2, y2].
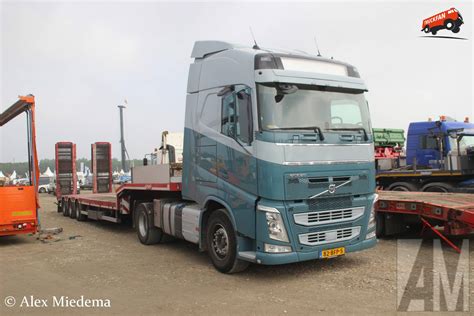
[228, 124, 236, 138]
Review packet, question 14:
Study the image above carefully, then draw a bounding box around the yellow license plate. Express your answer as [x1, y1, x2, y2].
[320, 247, 345, 258]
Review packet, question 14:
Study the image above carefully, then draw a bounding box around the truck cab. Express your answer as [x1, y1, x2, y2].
[182, 41, 377, 270]
[406, 118, 474, 171]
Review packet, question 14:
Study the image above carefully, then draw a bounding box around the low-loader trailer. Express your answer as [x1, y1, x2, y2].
[57, 41, 378, 273]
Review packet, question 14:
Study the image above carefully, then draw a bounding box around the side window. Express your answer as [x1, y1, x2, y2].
[420, 135, 439, 150]
[221, 86, 253, 145]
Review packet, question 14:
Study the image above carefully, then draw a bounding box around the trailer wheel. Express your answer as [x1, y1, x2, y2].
[206, 209, 249, 274]
[136, 203, 163, 245]
[76, 201, 87, 221]
[62, 198, 69, 217]
[422, 182, 454, 193]
[388, 182, 418, 192]
[69, 199, 76, 219]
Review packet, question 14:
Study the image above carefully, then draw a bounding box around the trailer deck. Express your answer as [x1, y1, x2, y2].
[376, 190, 474, 237]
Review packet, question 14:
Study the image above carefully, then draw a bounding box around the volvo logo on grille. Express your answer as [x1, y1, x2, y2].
[328, 184, 336, 194]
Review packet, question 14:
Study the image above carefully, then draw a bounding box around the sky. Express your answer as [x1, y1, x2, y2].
[0, 0, 472, 163]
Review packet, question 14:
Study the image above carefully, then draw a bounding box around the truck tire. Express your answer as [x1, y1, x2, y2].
[431, 29, 437, 35]
[206, 209, 249, 274]
[39, 187, 46, 193]
[422, 182, 454, 193]
[388, 182, 418, 192]
[69, 199, 76, 219]
[444, 19, 455, 30]
[423, 26, 430, 33]
[76, 201, 87, 221]
[452, 27, 460, 33]
[62, 198, 69, 217]
[136, 202, 163, 245]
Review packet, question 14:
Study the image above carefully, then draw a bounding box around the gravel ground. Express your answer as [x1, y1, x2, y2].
[1, 194, 473, 315]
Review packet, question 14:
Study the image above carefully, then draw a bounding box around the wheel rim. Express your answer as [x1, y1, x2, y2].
[138, 212, 147, 237]
[447, 22, 453, 29]
[212, 225, 229, 259]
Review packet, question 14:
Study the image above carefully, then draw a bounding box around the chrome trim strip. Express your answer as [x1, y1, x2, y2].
[283, 160, 373, 166]
[298, 226, 361, 246]
[294, 207, 365, 226]
[275, 143, 373, 147]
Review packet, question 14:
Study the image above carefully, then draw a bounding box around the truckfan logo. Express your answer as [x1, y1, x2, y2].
[421, 7, 464, 36]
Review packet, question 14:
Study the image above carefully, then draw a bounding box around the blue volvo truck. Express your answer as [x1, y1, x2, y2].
[377, 117, 474, 193]
[59, 41, 378, 273]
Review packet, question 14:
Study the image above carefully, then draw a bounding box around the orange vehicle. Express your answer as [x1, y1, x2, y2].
[0, 95, 40, 236]
[421, 7, 463, 35]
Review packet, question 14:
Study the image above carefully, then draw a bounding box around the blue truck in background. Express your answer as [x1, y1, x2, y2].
[376, 116, 474, 193]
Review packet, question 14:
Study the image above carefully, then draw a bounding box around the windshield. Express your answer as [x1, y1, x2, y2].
[257, 83, 371, 135]
[450, 135, 474, 153]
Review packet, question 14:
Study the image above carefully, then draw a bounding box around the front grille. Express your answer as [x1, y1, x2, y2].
[299, 226, 361, 246]
[294, 207, 365, 226]
[307, 196, 352, 211]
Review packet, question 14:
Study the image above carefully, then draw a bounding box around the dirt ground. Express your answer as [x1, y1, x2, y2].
[1, 194, 473, 315]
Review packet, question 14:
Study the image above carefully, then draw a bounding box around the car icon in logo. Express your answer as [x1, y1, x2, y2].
[422, 7, 463, 35]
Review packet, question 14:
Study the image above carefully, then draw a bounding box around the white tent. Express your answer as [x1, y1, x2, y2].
[42, 167, 54, 177]
[0, 170, 5, 178]
[10, 170, 17, 179]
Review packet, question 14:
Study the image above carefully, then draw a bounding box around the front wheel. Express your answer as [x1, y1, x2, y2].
[423, 26, 430, 33]
[206, 210, 249, 274]
[444, 20, 455, 30]
[136, 203, 163, 245]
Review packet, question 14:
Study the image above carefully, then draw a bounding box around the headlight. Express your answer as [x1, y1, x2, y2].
[368, 194, 378, 230]
[257, 205, 289, 242]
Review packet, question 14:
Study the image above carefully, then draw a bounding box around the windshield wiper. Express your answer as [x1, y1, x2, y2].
[269, 126, 325, 141]
[326, 127, 368, 141]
